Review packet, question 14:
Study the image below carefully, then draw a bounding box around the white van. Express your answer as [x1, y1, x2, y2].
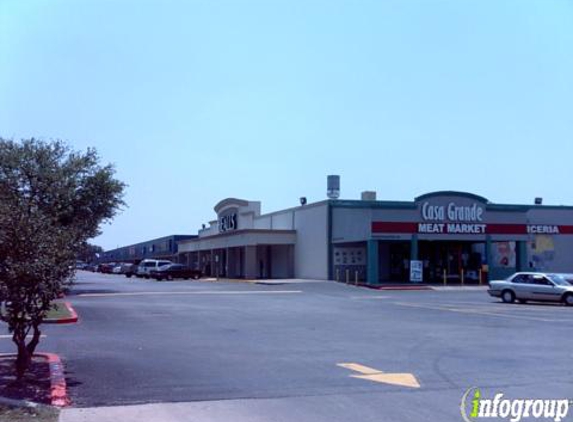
[136, 259, 172, 278]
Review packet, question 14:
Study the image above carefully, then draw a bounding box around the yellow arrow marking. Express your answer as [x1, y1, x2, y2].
[337, 363, 421, 388]
[337, 363, 382, 375]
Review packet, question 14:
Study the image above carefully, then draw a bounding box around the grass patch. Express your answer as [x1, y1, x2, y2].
[0, 404, 59, 422]
[45, 302, 72, 320]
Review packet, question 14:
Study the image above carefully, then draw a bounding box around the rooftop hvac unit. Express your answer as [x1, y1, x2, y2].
[361, 191, 377, 201]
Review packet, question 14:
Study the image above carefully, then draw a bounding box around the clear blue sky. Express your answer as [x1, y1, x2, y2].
[1, 0, 572, 250]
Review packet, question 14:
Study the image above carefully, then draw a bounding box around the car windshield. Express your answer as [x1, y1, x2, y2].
[548, 274, 572, 286]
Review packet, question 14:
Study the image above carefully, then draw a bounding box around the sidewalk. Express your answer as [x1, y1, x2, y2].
[204, 278, 328, 285]
[430, 285, 489, 291]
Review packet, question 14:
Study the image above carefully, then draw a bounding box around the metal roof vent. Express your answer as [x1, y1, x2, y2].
[327, 175, 340, 199]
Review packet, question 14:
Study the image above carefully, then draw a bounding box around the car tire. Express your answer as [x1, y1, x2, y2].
[501, 290, 515, 304]
[562, 294, 573, 306]
[126, 274, 132, 278]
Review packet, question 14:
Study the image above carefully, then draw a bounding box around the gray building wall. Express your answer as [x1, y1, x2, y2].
[271, 245, 293, 278]
[293, 203, 329, 279]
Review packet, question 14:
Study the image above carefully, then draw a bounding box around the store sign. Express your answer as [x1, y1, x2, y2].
[421, 202, 484, 222]
[418, 223, 487, 234]
[219, 213, 237, 232]
[527, 225, 560, 234]
[372, 222, 573, 236]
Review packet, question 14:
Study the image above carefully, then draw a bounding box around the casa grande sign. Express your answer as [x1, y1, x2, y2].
[419, 201, 486, 234]
[421, 201, 484, 223]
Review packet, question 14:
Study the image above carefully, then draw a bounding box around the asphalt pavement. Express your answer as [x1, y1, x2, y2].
[1, 271, 572, 422]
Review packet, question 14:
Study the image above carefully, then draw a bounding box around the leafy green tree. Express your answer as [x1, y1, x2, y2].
[0, 138, 125, 377]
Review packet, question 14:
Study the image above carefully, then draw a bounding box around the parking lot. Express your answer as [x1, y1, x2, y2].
[2, 271, 572, 421]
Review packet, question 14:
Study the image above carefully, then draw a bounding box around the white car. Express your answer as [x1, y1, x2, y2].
[488, 272, 573, 305]
[136, 259, 173, 279]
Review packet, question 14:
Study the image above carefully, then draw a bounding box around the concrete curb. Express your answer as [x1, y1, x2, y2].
[353, 283, 433, 291]
[0, 353, 70, 407]
[340, 281, 487, 291]
[45, 302, 79, 324]
[0, 394, 54, 410]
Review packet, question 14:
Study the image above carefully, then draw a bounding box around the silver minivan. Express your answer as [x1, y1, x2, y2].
[136, 259, 173, 279]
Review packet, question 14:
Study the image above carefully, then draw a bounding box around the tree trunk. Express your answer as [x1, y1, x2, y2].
[13, 328, 31, 379]
[26, 323, 41, 356]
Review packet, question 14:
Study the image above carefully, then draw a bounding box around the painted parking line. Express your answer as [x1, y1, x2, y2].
[435, 300, 569, 311]
[428, 301, 568, 314]
[0, 334, 47, 339]
[350, 296, 390, 300]
[78, 290, 303, 298]
[393, 302, 559, 323]
[428, 301, 573, 319]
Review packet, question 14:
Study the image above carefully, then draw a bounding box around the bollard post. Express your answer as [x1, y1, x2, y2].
[443, 269, 447, 286]
[336, 269, 340, 282]
[461, 269, 465, 286]
[479, 269, 483, 285]
[355, 270, 358, 286]
[345, 269, 350, 284]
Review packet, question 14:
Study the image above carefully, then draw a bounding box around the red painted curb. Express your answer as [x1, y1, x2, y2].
[36, 353, 70, 407]
[0, 353, 70, 407]
[45, 302, 79, 324]
[58, 302, 79, 324]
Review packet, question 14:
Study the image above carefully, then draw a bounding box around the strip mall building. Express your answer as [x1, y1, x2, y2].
[177, 190, 573, 284]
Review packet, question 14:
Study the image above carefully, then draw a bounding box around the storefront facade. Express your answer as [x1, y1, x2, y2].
[177, 198, 328, 279]
[334, 191, 573, 284]
[178, 191, 573, 283]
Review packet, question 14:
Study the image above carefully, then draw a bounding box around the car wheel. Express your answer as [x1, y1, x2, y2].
[126, 274, 132, 278]
[563, 294, 573, 306]
[501, 290, 515, 304]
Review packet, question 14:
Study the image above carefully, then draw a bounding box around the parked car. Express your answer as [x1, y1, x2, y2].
[488, 272, 573, 305]
[85, 264, 98, 272]
[136, 259, 173, 279]
[98, 262, 116, 274]
[150, 264, 202, 281]
[120, 263, 137, 278]
[112, 264, 123, 274]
